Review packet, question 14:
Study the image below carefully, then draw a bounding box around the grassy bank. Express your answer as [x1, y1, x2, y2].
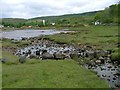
[2, 59, 109, 88]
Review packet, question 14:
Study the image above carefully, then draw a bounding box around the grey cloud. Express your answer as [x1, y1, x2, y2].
[1, 0, 118, 19]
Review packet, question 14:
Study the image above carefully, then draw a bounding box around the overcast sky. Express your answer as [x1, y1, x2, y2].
[1, 0, 119, 19]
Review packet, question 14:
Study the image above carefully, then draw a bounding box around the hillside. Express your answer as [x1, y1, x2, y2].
[30, 11, 101, 25]
[94, 4, 119, 24]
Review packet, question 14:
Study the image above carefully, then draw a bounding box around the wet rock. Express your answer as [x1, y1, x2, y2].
[107, 65, 113, 68]
[115, 72, 120, 76]
[102, 74, 106, 77]
[115, 84, 120, 88]
[111, 68, 115, 71]
[95, 60, 102, 64]
[113, 77, 116, 80]
[100, 66, 106, 71]
[36, 50, 41, 56]
[19, 56, 26, 64]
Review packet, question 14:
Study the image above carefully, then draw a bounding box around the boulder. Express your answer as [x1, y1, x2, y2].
[36, 50, 40, 56]
[70, 51, 79, 59]
[86, 50, 95, 58]
[54, 53, 66, 59]
[95, 60, 102, 64]
[19, 56, 26, 64]
[1, 58, 9, 63]
[94, 50, 108, 59]
[42, 52, 54, 60]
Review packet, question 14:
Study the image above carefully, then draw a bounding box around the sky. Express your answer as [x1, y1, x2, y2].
[1, 0, 119, 19]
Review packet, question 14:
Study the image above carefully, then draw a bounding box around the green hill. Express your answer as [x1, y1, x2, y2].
[94, 4, 119, 24]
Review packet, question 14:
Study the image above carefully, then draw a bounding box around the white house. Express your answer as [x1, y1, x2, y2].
[94, 21, 101, 25]
[42, 20, 46, 26]
[51, 23, 55, 26]
[0, 25, 4, 28]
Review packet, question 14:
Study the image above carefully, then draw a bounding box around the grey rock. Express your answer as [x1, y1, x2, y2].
[54, 53, 66, 59]
[42, 52, 54, 60]
[70, 51, 79, 59]
[1, 58, 9, 63]
[19, 56, 26, 64]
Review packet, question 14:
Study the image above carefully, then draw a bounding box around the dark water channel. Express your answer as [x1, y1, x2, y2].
[84, 62, 120, 88]
[15, 40, 120, 88]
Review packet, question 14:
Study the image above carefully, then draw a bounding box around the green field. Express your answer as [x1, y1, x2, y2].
[2, 60, 109, 88]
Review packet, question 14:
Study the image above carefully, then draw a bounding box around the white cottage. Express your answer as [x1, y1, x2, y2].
[94, 21, 101, 25]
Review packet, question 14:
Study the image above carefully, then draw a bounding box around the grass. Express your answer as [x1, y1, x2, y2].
[46, 26, 118, 50]
[2, 60, 109, 88]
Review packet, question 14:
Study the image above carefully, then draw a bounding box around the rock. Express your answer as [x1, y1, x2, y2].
[107, 65, 113, 68]
[113, 77, 116, 80]
[42, 52, 54, 60]
[102, 74, 106, 77]
[100, 66, 106, 71]
[1, 58, 9, 63]
[29, 54, 36, 59]
[36, 50, 40, 56]
[88, 61, 95, 68]
[54, 53, 66, 59]
[27, 50, 31, 54]
[95, 60, 102, 64]
[19, 56, 26, 64]
[94, 50, 108, 59]
[85, 50, 95, 58]
[21, 37, 27, 40]
[70, 51, 79, 59]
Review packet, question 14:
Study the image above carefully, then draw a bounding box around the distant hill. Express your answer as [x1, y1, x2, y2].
[30, 11, 101, 23]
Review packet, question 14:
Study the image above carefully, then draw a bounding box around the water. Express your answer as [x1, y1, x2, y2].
[94, 63, 120, 88]
[84, 62, 120, 88]
[1, 29, 74, 40]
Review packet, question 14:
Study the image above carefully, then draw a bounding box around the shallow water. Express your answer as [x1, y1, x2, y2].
[1, 29, 73, 40]
[84, 63, 120, 88]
